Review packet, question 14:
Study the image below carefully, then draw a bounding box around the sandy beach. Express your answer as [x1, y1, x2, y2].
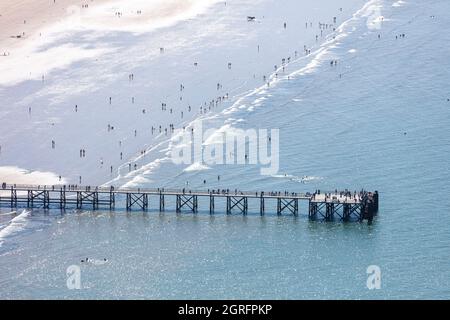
[0, 0, 106, 51]
[0, 0, 216, 53]
[0, 0, 365, 186]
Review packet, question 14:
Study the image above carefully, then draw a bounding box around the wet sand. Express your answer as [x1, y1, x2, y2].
[0, 1, 111, 52]
[0, 0, 217, 54]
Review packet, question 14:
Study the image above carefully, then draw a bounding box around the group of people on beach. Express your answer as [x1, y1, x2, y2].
[27, 10, 347, 186]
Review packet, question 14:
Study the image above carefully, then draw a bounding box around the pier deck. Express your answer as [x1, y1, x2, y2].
[0, 183, 378, 221]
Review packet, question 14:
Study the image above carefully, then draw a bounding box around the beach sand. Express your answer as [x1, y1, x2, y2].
[0, 166, 66, 185]
[0, 0, 108, 51]
[0, 0, 364, 186]
[0, 0, 218, 54]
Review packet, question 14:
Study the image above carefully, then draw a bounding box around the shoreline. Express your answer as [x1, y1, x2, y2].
[0, 0, 366, 187]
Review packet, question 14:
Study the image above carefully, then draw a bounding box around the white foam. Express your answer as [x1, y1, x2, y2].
[361, 1, 385, 30]
[202, 124, 250, 146]
[0, 211, 16, 216]
[121, 176, 152, 189]
[392, 1, 406, 7]
[64, 0, 221, 34]
[0, 166, 66, 185]
[86, 258, 108, 266]
[0, 210, 31, 248]
[271, 174, 324, 184]
[184, 162, 211, 172]
[0, 42, 112, 87]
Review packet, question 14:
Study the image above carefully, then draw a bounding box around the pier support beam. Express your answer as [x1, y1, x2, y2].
[209, 195, 215, 214]
[277, 198, 298, 216]
[126, 193, 148, 211]
[11, 187, 17, 208]
[226, 196, 248, 215]
[310, 201, 362, 221]
[325, 203, 334, 220]
[309, 202, 326, 220]
[343, 204, 351, 220]
[60, 188, 66, 209]
[159, 193, 165, 211]
[308, 200, 316, 219]
[260, 196, 265, 216]
[76, 191, 99, 210]
[373, 191, 379, 212]
[349, 203, 362, 221]
[27, 190, 50, 209]
[109, 192, 115, 210]
[176, 195, 198, 213]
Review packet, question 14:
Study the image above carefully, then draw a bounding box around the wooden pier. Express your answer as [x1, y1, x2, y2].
[0, 183, 378, 221]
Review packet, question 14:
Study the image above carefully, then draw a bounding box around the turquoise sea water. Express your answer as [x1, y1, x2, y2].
[1, 0, 450, 299]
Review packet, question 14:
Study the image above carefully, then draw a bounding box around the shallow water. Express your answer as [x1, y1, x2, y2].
[1, 0, 450, 299]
